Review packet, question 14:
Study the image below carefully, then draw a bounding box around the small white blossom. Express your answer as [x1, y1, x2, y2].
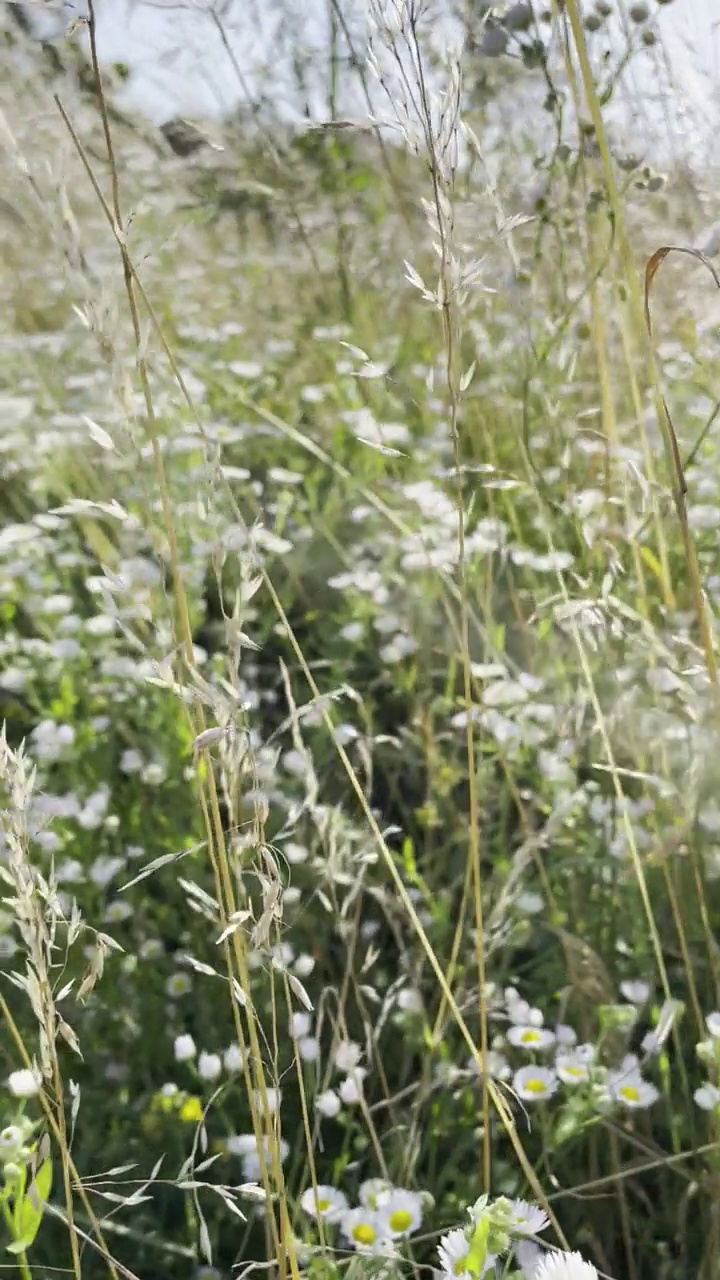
[316, 1089, 341, 1118]
[608, 1070, 659, 1109]
[620, 981, 651, 1005]
[7, 1069, 41, 1098]
[174, 1035, 197, 1063]
[334, 1040, 362, 1073]
[300, 1185, 348, 1222]
[339, 1070, 366, 1104]
[299, 1037, 321, 1063]
[706, 1012, 720, 1039]
[359, 1178, 393, 1208]
[695, 1084, 720, 1111]
[290, 1012, 312, 1038]
[223, 1044, 246, 1073]
[555, 1052, 592, 1085]
[377, 1188, 423, 1238]
[341, 1207, 391, 1254]
[198, 1052, 222, 1082]
[438, 1228, 496, 1280]
[507, 1026, 556, 1051]
[535, 1251, 598, 1280]
[512, 1066, 559, 1101]
[508, 1199, 550, 1236]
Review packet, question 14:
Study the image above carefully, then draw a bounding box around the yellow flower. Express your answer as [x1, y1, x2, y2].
[179, 1096, 204, 1124]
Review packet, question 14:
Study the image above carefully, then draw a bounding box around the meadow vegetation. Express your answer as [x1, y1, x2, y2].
[2, 1, 720, 1278]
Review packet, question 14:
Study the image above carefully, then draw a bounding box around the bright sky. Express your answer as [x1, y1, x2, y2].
[24, 0, 720, 164]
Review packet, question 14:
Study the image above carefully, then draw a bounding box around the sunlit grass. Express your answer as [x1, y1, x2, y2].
[2, 2, 720, 1279]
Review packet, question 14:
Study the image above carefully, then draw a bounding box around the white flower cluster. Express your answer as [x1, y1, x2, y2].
[437, 1194, 598, 1280]
[300, 1178, 424, 1255]
[468, 985, 660, 1110]
[694, 1012, 720, 1112]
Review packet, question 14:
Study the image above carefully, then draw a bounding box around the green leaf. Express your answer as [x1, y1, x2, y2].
[11, 1158, 52, 1252]
[466, 1216, 490, 1278]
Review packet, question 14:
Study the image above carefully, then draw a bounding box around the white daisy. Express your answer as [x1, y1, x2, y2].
[554, 1024, 578, 1047]
[706, 1012, 720, 1039]
[334, 1040, 363, 1073]
[341, 1208, 390, 1253]
[299, 1185, 348, 1223]
[198, 1051, 222, 1082]
[316, 1090, 341, 1118]
[514, 1239, 545, 1278]
[608, 1070, 659, 1109]
[695, 1083, 720, 1111]
[535, 1250, 598, 1279]
[359, 1178, 393, 1209]
[468, 1049, 511, 1081]
[290, 1012, 312, 1039]
[508, 1199, 550, 1237]
[620, 980, 650, 1005]
[7, 1068, 41, 1098]
[437, 1228, 496, 1279]
[507, 1026, 556, 1051]
[555, 1052, 591, 1085]
[377, 1188, 423, 1238]
[512, 1065, 559, 1101]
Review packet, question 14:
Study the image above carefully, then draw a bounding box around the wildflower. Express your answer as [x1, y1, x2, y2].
[300, 1185, 348, 1222]
[620, 981, 650, 1005]
[396, 987, 423, 1014]
[198, 1052, 222, 1082]
[120, 749, 144, 774]
[299, 1037, 321, 1063]
[469, 1049, 511, 1081]
[334, 1040, 362, 1073]
[253, 1087, 281, 1115]
[0, 1126, 28, 1164]
[341, 1207, 390, 1254]
[507, 999, 543, 1027]
[706, 1012, 720, 1039]
[290, 1012, 312, 1038]
[316, 1090, 341, 1118]
[179, 1096, 204, 1124]
[223, 1044, 245, 1073]
[535, 1251, 598, 1280]
[227, 1133, 290, 1179]
[225, 1134, 257, 1157]
[555, 1052, 591, 1085]
[437, 1227, 496, 1279]
[512, 1066, 559, 1101]
[507, 1026, 556, 1051]
[377, 1188, 424, 1237]
[7, 1068, 41, 1098]
[173, 1033, 196, 1068]
[293, 953, 315, 977]
[359, 1178, 393, 1209]
[339, 1071, 365, 1104]
[166, 973, 192, 998]
[507, 1199, 550, 1237]
[696, 1083, 720, 1110]
[514, 1239, 545, 1278]
[607, 1069, 659, 1109]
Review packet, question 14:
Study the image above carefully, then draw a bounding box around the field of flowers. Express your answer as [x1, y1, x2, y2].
[2, 1, 720, 1279]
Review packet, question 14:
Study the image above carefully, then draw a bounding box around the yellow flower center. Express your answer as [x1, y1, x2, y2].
[620, 1085, 639, 1103]
[389, 1209, 413, 1233]
[453, 1256, 470, 1275]
[524, 1078, 548, 1095]
[353, 1223, 377, 1246]
[317, 1199, 331, 1213]
[521, 1031, 540, 1043]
